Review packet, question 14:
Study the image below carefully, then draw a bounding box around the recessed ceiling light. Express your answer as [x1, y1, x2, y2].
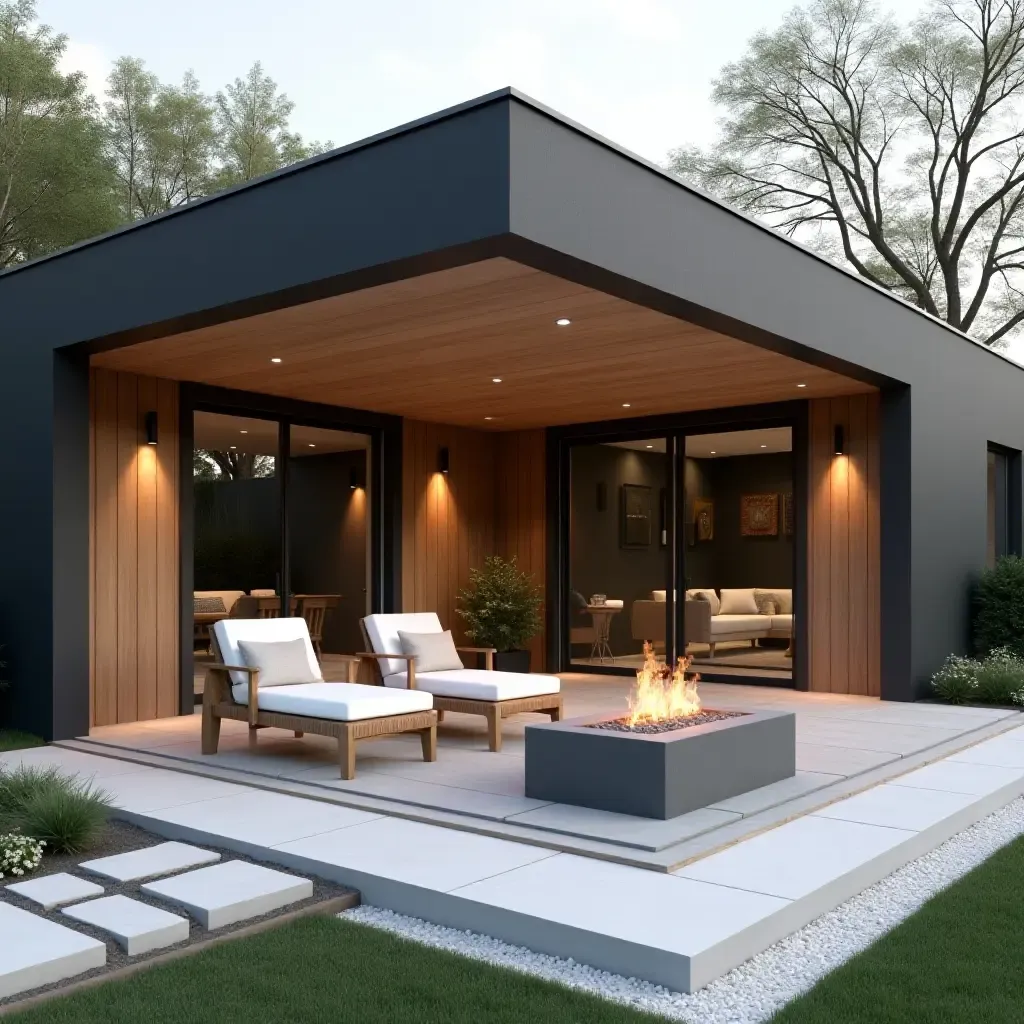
[646, 444, 654, 449]
[229, 445, 237, 449]
[710, 451, 716, 455]
[622, 403, 631, 408]
[270, 357, 282, 364]
[796, 383, 807, 388]
[760, 444, 768, 448]
[484, 416, 493, 421]
[308, 443, 316, 448]
[492, 377, 502, 383]
[555, 318, 572, 326]
[240, 430, 248, 434]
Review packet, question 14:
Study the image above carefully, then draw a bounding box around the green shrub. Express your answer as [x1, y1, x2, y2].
[974, 647, 1024, 705]
[931, 654, 979, 704]
[974, 556, 1024, 658]
[457, 555, 542, 652]
[0, 764, 111, 854]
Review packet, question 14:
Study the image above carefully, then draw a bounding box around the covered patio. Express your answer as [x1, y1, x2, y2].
[71, 674, 1019, 870]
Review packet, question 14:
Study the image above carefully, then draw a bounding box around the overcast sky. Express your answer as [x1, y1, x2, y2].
[43, 0, 1024, 363]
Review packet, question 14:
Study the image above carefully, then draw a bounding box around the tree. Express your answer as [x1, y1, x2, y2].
[193, 448, 275, 480]
[673, 0, 1024, 347]
[0, 0, 117, 266]
[105, 58, 216, 220]
[214, 62, 328, 187]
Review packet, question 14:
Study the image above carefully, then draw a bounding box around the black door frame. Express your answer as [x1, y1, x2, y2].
[547, 400, 809, 689]
[178, 383, 403, 714]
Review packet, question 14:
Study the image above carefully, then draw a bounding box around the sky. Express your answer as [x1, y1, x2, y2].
[40, 0, 1024, 364]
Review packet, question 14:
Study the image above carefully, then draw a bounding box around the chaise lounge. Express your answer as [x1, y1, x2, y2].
[202, 617, 437, 779]
[360, 613, 562, 752]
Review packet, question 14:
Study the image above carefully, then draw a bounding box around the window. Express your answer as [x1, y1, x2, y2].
[987, 445, 1021, 568]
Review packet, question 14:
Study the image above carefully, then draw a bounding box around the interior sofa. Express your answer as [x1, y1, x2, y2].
[632, 588, 793, 657]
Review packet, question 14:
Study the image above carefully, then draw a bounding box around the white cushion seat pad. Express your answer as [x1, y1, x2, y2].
[236, 682, 432, 721]
[213, 617, 322, 697]
[363, 613, 444, 677]
[710, 614, 771, 637]
[382, 669, 560, 702]
[770, 614, 793, 633]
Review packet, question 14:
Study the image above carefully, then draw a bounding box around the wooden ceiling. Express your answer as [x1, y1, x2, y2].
[92, 258, 874, 430]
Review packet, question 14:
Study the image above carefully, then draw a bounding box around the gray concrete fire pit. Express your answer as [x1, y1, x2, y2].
[525, 709, 796, 819]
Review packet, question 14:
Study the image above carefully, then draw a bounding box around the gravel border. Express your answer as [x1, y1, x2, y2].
[343, 795, 1024, 1023]
[1, 820, 357, 1007]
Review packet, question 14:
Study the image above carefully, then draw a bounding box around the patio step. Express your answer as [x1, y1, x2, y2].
[80, 842, 220, 882]
[62, 895, 189, 956]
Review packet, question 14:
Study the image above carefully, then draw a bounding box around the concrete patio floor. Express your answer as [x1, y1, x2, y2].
[71, 674, 1022, 870]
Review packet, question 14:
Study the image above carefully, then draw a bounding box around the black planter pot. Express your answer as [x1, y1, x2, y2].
[493, 649, 531, 673]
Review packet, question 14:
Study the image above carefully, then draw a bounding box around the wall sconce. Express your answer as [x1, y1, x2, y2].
[833, 424, 845, 456]
[438, 446, 450, 475]
[144, 411, 158, 446]
[349, 466, 365, 491]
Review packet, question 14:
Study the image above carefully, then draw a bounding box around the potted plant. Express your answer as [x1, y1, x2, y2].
[457, 555, 542, 673]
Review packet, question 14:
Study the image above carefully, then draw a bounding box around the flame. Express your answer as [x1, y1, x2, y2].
[626, 642, 701, 727]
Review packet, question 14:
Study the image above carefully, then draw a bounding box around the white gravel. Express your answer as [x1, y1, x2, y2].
[342, 795, 1024, 1023]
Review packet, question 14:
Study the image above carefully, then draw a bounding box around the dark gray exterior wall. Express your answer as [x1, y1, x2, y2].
[0, 89, 1020, 736]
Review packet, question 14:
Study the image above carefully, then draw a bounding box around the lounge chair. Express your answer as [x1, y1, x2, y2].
[202, 617, 437, 779]
[359, 613, 562, 752]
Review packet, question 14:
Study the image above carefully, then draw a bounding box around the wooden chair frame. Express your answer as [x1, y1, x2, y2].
[201, 633, 436, 780]
[358, 621, 562, 753]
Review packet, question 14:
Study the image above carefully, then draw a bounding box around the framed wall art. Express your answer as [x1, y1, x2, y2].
[693, 497, 714, 542]
[620, 484, 652, 548]
[740, 493, 779, 536]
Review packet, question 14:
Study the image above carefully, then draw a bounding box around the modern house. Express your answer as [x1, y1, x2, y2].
[2, 88, 1022, 742]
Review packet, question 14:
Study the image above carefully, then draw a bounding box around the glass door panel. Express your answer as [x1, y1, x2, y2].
[682, 427, 794, 682]
[567, 437, 671, 669]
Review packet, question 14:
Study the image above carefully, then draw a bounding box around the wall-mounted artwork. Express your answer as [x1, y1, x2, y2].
[620, 484, 652, 548]
[693, 497, 714, 542]
[740, 493, 779, 536]
[782, 493, 794, 536]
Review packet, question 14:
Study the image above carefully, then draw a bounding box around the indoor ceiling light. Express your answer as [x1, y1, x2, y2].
[710, 450, 716, 454]
[646, 444, 654, 449]
[492, 377, 502, 383]
[761, 444, 768, 448]
[308, 443, 316, 448]
[240, 430, 248, 434]
[270, 357, 282, 364]
[555, 318, 572, 326]
[229, 445, 237, 449]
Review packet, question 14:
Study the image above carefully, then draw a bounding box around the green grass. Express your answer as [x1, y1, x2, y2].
[772, 833, 1024, 1023]
[0, 730, 43, 753]
[6, 916, 664, 1024]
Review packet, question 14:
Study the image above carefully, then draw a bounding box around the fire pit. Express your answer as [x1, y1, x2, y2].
[525, 646, 795, 819]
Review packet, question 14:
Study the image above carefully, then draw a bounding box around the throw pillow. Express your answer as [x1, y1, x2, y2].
[754, 588, 793, 614]
[398, 630, 465, 674]
[194, 596, 226, 614]
[686, 589, 721, 615]
[237, 638, 322, 687]
[718, 588, 760, 615]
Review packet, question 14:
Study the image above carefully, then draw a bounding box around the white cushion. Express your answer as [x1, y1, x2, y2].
[234, 682, 432, 721]
[686, 589, 720, 615]
[710, 614, 770, 637]
[718, 588, 759, 615]
[770, 614, 793, 634]
[363, 613, 443, 677]
[382, 669, 561, 702]
[651, 590, 667, 602]
[398, 630, 464, 673]
[213, 617, 321, 698]
[755, 588, 793, 614]
[238, 638, 321, 687]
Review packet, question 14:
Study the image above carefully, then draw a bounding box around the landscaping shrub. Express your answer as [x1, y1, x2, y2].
[974, 647, 1024, 704]
[0, 764, 111, 854]
[973, 556, 1024, 658]
[931, 654, 980, 704]
[0, 833, 44, 879]
[457, 555, 542, 653]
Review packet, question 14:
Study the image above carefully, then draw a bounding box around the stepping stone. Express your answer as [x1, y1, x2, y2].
[141, 861, 313, 929]
[62, 895, 189, 956]
[0, 903, 105, 999]
[80, 842, 221, 882]
[6, 872, 104, 910]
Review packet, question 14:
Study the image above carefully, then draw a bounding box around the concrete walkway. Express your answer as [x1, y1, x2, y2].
[7, 718, 1024, 993]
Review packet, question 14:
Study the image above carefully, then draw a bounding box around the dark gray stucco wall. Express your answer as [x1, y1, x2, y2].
[507, 98, 1024, 698]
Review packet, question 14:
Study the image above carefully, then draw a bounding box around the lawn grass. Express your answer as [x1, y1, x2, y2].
[0, 730, 44, 753]
[7, 916, 665, 1024]
[772, 833, 1024, 1023]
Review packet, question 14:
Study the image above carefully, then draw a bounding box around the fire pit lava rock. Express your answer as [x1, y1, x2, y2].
[525, 709, 796, 819]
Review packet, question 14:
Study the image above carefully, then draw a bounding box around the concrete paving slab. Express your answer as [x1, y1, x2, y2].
[889, 759, 1024, 796]
[0, 903, 105, 999]
[141, 861, 312, 929]
[80, 841, 221, 882]
[6, 872, 104, 910]
[62, 895, 189, 955]
[811, 783, 978, 832]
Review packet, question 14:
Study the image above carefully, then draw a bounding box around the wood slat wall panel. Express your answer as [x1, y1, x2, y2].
[90, 369, 180, 727]
[808, 396, 880, 696]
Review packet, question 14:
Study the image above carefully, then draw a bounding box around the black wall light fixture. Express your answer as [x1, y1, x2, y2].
[833, 424, 845, 456]
[438, 446, 450, 475]
[349, 466, 360, 490]
[144, 411, 158, 446]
